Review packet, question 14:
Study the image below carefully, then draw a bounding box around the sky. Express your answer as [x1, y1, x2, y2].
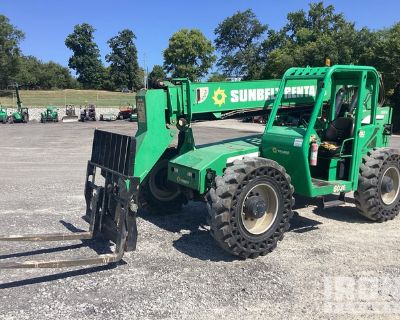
[1, 0, 400, 73]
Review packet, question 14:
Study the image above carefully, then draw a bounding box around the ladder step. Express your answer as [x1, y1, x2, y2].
[323, 200, 345, 209]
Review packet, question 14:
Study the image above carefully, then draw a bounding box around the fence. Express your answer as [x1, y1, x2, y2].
[0, 89, 135, 108]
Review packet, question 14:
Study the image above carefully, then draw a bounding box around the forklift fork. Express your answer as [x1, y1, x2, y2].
[0, 130, 138, 269]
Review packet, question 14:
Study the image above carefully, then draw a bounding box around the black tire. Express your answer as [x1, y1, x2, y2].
[138, 149, 187, 215]
[355, 148, 400, 222]
[8, 116, 13, 124]
[207, 157, 294, 259]
[23, 114, 28, 123]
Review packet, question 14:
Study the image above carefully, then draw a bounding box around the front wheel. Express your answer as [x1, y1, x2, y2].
[355, 148, 400, 221]
[138, 149, 187, 215]
[207, 158, 294, 259]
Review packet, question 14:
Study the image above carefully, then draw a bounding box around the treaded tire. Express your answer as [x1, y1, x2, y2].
[355, 148, 400, 222]
[138, 148, 187, 215]
[207, 157, 294, 259]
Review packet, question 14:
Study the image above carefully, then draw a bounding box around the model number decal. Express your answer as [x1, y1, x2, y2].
[333, 185, 346, 193]
[293, 138, 303, 147]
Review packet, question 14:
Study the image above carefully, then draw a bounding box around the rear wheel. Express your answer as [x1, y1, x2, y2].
[355, 148, 400, 221]
[207, 158, 294, 258]
[138, 149, 187, 215]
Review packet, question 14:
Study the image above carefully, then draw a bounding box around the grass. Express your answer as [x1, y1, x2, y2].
[0, 89, 135, 108]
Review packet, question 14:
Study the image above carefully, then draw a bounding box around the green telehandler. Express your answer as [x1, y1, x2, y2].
[8, 83, 29, 124]
[0, 65, 398, 268]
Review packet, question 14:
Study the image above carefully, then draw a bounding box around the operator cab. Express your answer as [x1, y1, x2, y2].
[262, 66, 383, 198]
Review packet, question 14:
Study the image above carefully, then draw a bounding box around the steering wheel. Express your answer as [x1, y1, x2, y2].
[298, 113, 310, 128]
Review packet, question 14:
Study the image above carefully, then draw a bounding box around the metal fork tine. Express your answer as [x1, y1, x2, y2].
[0, 231, 93, 242]
[0, 252, 123, 269]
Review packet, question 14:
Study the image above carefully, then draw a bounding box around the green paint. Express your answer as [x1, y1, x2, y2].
[41, 106, 59, 122]
[0, 106, 7, 123]
[9, 83, 29, 123]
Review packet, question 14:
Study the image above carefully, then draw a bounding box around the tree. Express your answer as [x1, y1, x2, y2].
[369, 23, 400, 95]
[214, 9, 267, 79]
[364, 23, 400, 131]
[106, 29, 141, 91]
[14, 55, 41, 89]
[65, 23, 104, 89]
[163, 29, 216, 81]
[15, 56, 77, 89]
[148, 65, 166, 88]
[208, 72, 227, 82]
[261, 2, 359, 79]
[0, 15, 24, 88]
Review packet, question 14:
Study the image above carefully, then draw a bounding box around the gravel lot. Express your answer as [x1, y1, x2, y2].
[0, 120, 399, 320]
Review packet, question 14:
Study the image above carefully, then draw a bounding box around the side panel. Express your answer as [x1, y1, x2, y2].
[260, 126, 312, 195]
[133, 90, 177, 182]
[168, 136, 261, 193]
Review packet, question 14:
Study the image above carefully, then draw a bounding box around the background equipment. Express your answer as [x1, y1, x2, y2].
[79, 104, 96, 122]
[1, 65, 398, 268]
[62, 105, 78, 122]
[8, 83, 29, 124]
[99, 112, 117, 121]
[40, 106, 59, 123]
[0, 106, 7, 124]
[118, 105, 135, 120]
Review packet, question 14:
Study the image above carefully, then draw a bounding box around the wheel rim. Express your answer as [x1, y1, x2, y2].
[149, 161, 180, 202]
[240, 183, 279, 235]
[380, 166, 400, 205]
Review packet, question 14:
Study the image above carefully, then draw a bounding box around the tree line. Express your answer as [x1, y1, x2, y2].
[1, 2, 400, 100]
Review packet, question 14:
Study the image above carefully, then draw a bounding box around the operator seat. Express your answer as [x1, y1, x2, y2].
[318, 87, 358, 157]
[319, 117, 354, 157]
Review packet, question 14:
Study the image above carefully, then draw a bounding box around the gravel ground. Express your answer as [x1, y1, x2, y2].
[0, 120, 399, 320]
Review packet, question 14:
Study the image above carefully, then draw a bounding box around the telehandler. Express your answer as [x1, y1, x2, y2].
[8, 83, 29, 124]
[0, 65, 398, 268]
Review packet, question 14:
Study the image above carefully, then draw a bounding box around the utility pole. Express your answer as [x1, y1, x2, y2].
[143, 53, 148, 89]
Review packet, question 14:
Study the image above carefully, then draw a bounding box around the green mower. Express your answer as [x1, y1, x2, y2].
[1, 65, 398, 268]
